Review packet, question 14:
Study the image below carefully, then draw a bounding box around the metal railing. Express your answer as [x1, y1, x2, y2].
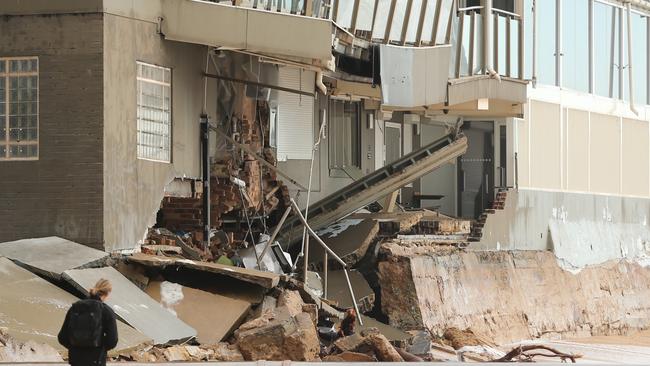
[452, 3, 524, 79]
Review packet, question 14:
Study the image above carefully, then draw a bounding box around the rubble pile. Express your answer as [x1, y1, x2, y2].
[0, 327, 63, 363]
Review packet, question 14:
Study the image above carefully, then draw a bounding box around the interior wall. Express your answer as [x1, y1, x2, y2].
[103, 14, 217, 251]
[418, 123, 457, 215]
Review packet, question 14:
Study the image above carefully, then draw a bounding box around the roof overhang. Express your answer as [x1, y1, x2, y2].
[160, 0, 334, 65]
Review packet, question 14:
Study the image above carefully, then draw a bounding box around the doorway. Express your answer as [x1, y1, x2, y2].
[457, 121, 495, 219]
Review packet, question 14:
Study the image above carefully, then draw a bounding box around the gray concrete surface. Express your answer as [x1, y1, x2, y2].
[473, 189, 650, 269]
[0, 257, 150, 354]
[62, 266, 196, 345]
[0, 237, 108, 279]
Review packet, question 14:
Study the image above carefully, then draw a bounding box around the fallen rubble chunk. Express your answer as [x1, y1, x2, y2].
[128, 253, 280, 289]
[206, 342, 245, 362]
[146, 280, 251, 344]
[321, 270, 375, 313]
[443, 327, 495, 350]
[163, 345, 191, 362]
[277, 289, 304, 317]
[0, 236, 108, 280]
[333, 327, 404, 362]
[235, 306, 320, 361]
[324, 351, 378, 362]
[63, 266, 196, 345]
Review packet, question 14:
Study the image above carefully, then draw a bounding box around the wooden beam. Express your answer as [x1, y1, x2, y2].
[381, 190, 400, 212]
[383, 0, 398, 43]
[400, 0, 414, 45]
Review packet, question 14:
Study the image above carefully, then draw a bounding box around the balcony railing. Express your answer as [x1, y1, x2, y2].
[451, 4, 524, 79]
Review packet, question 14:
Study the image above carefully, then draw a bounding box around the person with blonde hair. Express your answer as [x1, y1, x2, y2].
[58, 279, 118, 366]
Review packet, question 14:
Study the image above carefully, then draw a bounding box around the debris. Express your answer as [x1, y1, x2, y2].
[235, 306, 320, 361]
[206, 342, 244, 361]
[0, 257, 150, 355]
[62, 266, 196, 345]
[141, 244, 182, 256]
[321, 270, 375, 314]
[277, 289, 305, 317]
[0, 236, 108, 280]
[333, 328, 404, 362]
[127, 253, 280, 289]
[492, 344, 582, 363]
[0, 327, 63, 362]
[324, 351, 377, 362]
[162, 345, 191, 362]
[443, 327, 495, 350]
[146, 280, 251, 344]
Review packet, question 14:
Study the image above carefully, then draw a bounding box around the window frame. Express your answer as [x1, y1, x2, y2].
[328, 98, 363, 173]
[0, 56, 40, 161]
[136, 61, 172, 163]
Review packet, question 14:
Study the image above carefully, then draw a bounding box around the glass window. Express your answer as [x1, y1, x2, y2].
[0, 57, 39, 160]
[537, 0, 556, 85]
[137, 62, 172, 163]
[631, 13, 647, 105]
[562, 0, 589, 92]
[329, 100, 362, 170]
[594, 3, 620, 98]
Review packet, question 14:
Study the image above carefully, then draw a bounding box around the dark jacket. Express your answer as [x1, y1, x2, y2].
[58, 297, 119, 366]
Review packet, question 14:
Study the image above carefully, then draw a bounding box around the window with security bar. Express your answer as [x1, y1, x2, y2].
[137, 62, 171, 162]
[0, 57, 39, 160]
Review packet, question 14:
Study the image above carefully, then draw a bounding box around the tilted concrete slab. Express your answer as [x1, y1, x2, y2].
[0, 236, 108, 280]
[357, 316, 411, 343]
[310, 218, 379, 268]
[62, 267, 196, 345]
[127, 253, 280, 289]
[146, 280, 251, 344]
[0, 257, 150, 355]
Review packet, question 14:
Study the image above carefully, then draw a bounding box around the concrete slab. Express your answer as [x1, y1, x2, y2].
[0, 257, 150, 355]
[321, 270, 375, 313]
[62, 267, 196, 345]
[311, 218, 379, 267]
[0, 237, 108, 280]
[127, 253, 280, 289]
[145, 280, 251, 345]
[357, 317, 411, 343]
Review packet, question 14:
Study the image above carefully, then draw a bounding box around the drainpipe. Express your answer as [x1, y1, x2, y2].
[625, 1, 639, 115]
[483, 0, 501, 81]
[316, 71, 327, 95]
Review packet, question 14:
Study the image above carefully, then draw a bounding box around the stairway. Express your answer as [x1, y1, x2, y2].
[468, 189, 508, 242]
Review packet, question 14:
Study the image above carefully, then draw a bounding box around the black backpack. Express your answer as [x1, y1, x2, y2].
[68, 299, 104, 348]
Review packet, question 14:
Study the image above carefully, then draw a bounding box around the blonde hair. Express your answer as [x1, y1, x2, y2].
[89, 278, 112, 298]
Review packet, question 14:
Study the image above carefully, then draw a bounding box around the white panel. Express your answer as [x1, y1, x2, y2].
[380, 44, 451, 107]
[336, 0, 354, 28]
[372, 0, 392, 39]
[530, 100, 561, 189]
[566, 109, 589, 191]
[590, 113, 621, 194]
[277, 67, 315, 161]
[622, 118, 649, 197]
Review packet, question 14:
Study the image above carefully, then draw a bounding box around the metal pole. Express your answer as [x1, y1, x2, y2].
[555, 0, 562, 87]
[619, 7, 624, 99]
[343, 267, 364, 325]
[626, 1, 637, 113]
[200, 114, 210, 251]
[258, 205, 292, 262]
[588, 0, 594, 93]
[323, 252, 328, 299]
[532, 0, 537, 84]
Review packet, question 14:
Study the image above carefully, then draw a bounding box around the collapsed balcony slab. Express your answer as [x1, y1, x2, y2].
[321, 270, 375, 314]
[127, 253, 280, 289]
[62, 266, 196, 345]
[0, 236, 108, 280]
[0, 257, 150, 355]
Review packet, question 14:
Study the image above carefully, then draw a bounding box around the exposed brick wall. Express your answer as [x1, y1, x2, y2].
[0, 14, 104, 248]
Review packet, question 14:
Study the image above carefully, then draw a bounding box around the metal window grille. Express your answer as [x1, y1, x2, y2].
[137, 62, 172, 162]
[0, 57, 39, 160]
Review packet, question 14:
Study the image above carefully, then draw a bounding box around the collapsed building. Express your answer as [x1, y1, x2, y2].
[3, 0, 650, 363]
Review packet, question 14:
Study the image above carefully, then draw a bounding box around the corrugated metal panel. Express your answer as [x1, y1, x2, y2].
[277, 67, 315, 161]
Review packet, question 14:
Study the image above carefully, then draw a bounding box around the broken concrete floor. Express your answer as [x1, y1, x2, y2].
[63, 266, 196, 345]
[0, 236, 108, 280]
[0, 257, 150, 357]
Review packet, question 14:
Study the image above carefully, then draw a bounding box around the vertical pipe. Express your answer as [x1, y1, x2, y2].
[532, 0, 537, 84]
[483, 0, 498, 78]
[468, 11, 475, 75]
[626, 1, 638, 114]
[619, 7, 624, 99]
[555, 0, 561, 87]
[506, 15, 511, 77]
[200, 114, 210, 251]
[610, 9, 616, 98]
[588, 0, 594, 93]
[518, 5, 524, 79]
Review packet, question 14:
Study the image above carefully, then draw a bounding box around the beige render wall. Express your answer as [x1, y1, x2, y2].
[518, 99, 650, 198]
[103, 14, 216, 251]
